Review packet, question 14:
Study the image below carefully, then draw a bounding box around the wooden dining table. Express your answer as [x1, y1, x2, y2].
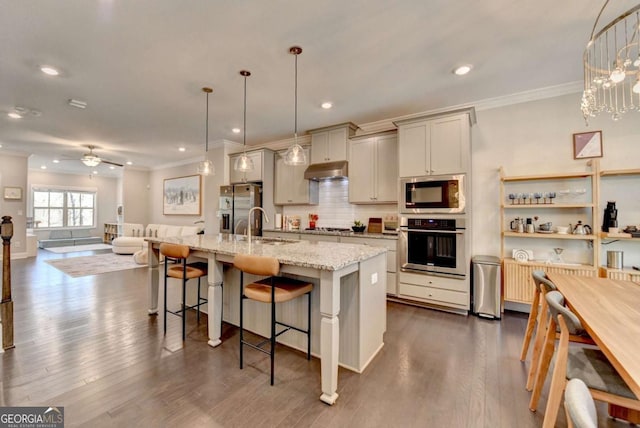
[547, 273, 640, 420]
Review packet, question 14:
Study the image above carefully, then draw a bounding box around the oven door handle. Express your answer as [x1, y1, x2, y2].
[401, 229, 464, 234]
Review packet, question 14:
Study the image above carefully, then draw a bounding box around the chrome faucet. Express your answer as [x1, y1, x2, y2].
[247, 207, 269, 243]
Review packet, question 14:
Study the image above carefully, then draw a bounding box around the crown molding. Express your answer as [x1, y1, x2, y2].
[355, 81, 583, 133]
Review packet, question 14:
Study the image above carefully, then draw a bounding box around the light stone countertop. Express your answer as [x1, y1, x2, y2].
[145, 233, 387, 271]
[264, 228, 398, 240]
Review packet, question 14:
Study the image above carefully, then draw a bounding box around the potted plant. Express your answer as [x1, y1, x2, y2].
[352, 220, 366, 233]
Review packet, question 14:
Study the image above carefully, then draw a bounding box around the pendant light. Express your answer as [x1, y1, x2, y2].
[234, 70, 254, 172]
[283, 46, 307, 166]
[197, 87, 215, 176]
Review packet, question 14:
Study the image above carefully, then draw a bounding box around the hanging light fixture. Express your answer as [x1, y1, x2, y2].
[197, 87, 215, 176]
[581, 1, 640, 124]
[234, 70, 254, 172]
[283, 46, 307, 166]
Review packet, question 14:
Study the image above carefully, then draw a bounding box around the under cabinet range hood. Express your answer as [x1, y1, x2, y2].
[303, 160, 348, 180]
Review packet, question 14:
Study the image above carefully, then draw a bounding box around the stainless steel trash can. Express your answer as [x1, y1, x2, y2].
[472, 255, 501, 319]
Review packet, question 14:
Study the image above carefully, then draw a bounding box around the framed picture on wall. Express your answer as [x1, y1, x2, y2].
[573, 131, 603, 159]
[163, 175, 201, 215]
[3, 186, 23, 200]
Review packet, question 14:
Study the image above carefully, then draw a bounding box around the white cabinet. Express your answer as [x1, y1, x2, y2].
[274, 148, 318, 205]
[348, 132, 398, 204]
[309, 122, 358, 164]
[395, 110, 472, 178]
[229, 150, 264, 184]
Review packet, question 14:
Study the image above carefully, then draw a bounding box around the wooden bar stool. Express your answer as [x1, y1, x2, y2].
[160, 243, 208, 341]
[233, 253, 313, 385]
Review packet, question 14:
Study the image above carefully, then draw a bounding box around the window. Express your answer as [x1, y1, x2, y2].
[33, 188, 96, 228]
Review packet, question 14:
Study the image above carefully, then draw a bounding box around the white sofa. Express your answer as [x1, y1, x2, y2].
[112, 223, 200, 256]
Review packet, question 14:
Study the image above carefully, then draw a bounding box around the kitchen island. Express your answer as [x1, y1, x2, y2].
[145, 233, 387, 405]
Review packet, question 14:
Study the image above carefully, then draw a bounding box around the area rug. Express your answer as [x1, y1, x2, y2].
[45, 253, 144, 277]
[44, 243, 113, 254]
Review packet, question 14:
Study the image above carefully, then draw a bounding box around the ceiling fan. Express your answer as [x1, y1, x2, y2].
[79, 145, 123, 167]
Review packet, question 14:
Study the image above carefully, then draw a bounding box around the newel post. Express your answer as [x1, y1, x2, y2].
[1, 215, 15, 351]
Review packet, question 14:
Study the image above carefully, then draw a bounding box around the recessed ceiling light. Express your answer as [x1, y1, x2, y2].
[40, 66, 59, 76]
[93, 170, 98, 174]
[8, 112, 22, 119]
[109, 165, 115, 170]
[40, 165, 47, 169]
[53, 159, 60, 163]
[68, 99, 87, 109]
[453, 65, 473, 76]
[321, 102, 333, 109]
[179, 147, 186, 152]
[0, 144, 3, 148]
[232, 128, 241, 134]
[126, 161, 133, 165]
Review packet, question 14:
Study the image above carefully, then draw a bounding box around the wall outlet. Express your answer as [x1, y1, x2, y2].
[371, 272, 378, 284]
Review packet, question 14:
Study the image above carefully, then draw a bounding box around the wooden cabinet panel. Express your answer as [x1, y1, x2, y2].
[309, 122, 357, 164]
[274, 148, 318, 205]
[230, 151, 263, 183]
[348, 132, 398, 204]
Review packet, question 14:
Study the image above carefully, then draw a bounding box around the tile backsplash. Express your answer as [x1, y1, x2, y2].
[281, 178, 397, 229]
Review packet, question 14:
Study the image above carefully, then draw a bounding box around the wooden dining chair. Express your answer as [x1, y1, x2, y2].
[233, 254, 313, 385]
[524, 271, 593, 391]
[160, 243, 208, 341]
[564, 378, 598, 428]
[530, 291, 640, 428]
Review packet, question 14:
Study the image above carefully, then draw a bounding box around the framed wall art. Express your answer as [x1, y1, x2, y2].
[573, 131, 603, 159]
[3, 186, 23, 200]
[163, 175, 201, 215]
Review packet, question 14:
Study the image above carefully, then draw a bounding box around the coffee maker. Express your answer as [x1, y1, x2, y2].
[602, 201, 618, 232]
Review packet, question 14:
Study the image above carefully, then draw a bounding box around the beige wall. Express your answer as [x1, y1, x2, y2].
[0, 153, 29, 255]
[471, 92, 640, 266]
[122, 169, 150, 224]
[27, 170, 119, 244]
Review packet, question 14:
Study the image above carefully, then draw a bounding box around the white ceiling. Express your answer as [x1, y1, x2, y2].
[0, 0, 628, 177]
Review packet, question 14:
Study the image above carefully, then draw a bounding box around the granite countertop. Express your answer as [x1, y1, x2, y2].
[264, 228, 398, 240]
[146, 233, 387, 271]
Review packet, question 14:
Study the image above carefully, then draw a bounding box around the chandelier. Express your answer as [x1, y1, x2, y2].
[197, 87, 215, 176]
[581, 1, 640, 123]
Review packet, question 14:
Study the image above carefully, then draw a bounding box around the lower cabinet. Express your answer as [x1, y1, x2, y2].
[340, 236, 397, 295]
[397, 271, 470, 312]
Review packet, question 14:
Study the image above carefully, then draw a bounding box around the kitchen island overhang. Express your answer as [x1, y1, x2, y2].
[144, 234, 387, 405]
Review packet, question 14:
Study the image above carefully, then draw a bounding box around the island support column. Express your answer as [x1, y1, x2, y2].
[319, 268, 341, 405]
[207, 255, 224, 347]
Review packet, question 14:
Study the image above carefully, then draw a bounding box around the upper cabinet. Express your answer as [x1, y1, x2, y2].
[395, 109, 474, 178]
[309, 122, 358, 164]
[274, 148, 318, 205]
[229, 150, 268, 184]
[348, 131, 398, 204]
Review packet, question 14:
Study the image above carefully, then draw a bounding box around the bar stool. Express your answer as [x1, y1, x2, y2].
[233, 254, 313, 385]
[160, 243, 208, 341]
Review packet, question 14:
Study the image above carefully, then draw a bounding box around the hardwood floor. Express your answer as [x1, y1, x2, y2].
[0, 249, 629, 427]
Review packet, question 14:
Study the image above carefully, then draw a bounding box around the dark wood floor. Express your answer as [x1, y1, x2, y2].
[0, 249, 630, 427]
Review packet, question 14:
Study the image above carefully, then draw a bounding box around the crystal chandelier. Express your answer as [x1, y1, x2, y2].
[283, 46, 307, 166]
[234, 70, 254, 172]
[581, 1, 640, 124]
[197, 87, 215, 176]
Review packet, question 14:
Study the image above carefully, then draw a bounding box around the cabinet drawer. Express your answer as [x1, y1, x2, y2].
[399, 271, 468, 293]
[340, 236, 397, 251]
[398, 282, 468, 306]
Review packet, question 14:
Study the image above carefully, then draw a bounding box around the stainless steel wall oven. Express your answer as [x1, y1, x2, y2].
[399, 217, 467, 278]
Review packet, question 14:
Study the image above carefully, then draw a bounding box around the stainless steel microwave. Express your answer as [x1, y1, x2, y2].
[400, 174, 466, 214]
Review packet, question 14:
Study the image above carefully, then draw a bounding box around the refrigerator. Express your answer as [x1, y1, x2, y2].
[219, 184, 263, 236]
